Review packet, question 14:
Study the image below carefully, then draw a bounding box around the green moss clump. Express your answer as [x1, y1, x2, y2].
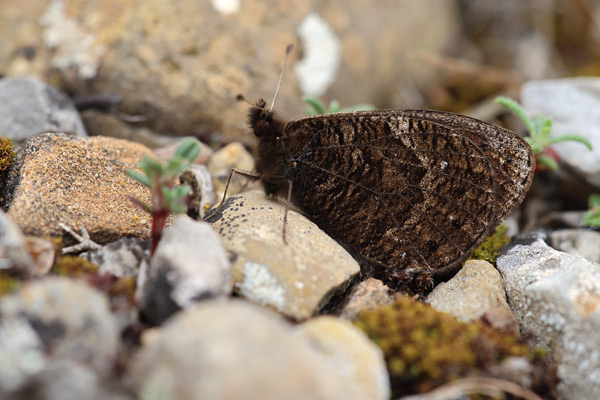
[52, 255, 99, 277]
[0, 274, 20, 295]
[0, 136, 15, 171]
[467, 224, 510, 264]
[354, 295, 547, 397]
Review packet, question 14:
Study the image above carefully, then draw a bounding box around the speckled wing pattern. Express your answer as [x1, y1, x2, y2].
[284, 109, 535, 278]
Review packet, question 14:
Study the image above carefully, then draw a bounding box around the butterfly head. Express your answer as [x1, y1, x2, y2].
[248, 98, 285, 142]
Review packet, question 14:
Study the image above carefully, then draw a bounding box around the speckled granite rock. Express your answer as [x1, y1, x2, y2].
[427, 260, 516, 324]
[497, 238, 600, 400]
[1, 133, 153, 244]
[130, 299, 369, 400]
[207, 190, 360, 320]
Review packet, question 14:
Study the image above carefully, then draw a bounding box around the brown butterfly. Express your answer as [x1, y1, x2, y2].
[214, 47, 535, 293]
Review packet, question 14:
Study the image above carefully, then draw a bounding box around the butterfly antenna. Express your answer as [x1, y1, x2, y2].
[269, 44, 294, 112]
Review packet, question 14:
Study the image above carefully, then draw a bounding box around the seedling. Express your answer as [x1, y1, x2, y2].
[303, 96, 375, 116]
[495, 96, 592, 171]
[126, 138, 201, 255]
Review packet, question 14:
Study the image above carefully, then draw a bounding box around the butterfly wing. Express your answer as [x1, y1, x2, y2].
[283, 109, 534, 278]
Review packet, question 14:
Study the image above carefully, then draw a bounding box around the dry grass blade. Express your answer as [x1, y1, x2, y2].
[396, 377, 544, 400]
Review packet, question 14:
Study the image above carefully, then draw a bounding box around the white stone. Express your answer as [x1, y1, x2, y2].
[294, 12, 341, 97]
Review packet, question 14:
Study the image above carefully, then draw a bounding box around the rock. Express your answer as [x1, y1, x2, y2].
[521, 78, 600, 188]
[427, 260, 516, 324]
[339, 278, 393, 320]
[82, 237, 150, 278]
[24, 237, 56, 276]
[497, 238, 600, 400]
[129, 299, 368, 400]
[1, 133, 153, 244]
[10, 359, 132, 400]
[0, 277, 119, 393]
[80, 110, 192, 151]
[138, 215, 231, 325]
[295, 316, 390, 400]
[547, 228, 600, 263]
[153, 137, 212, 165]
[179, 164, 215, 219]
[0, 0, 459, 142]
[207, 142, 260, 202]
[0, 76, 87, 142]
[0, 314, 45, 392]
[207, 191, 360, 320]
[538, 210, 587, 229]
[0, 210, 32, 274]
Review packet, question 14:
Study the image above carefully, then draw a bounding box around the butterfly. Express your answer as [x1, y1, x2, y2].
[213, 47, 535, 293]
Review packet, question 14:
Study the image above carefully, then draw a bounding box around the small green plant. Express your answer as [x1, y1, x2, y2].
[495, 96, 592, 171]
[583, 193, 600, 227]
[303, 96, 375, 116]
[126, 138, 201, 255]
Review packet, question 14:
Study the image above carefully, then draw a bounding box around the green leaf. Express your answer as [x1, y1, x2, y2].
[495, 96, 536, 139]
[303, 96, 328, 115]
[174, 138, 201, 161]
[125, 169, 151, 187]
[127, 195, 153, 213]
[164, 156, 190, 177]
[525, 137, 542, 154]
[588, 193, 600, 208]
[537, 119, 552, 144]
[583, 194, 600, 227]
[583, 209, 600, 227]
[162, 185, 190, 214]
[547, 134, 593, 150]
[164, 184, 191, 199]
[329, 99, 340, 113]
[138, 156, 164, 181]
[536, 155, 559, 171]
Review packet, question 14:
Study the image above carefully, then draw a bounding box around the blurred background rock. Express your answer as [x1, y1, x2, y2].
[0, 0, 598, 147]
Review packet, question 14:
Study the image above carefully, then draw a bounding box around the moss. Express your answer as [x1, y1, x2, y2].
[52, 255, 99, 277]
[52, 254, 137, 307]
[354, 295, 550, 397]
[0, 136, 15, 171]
[466, 224, 510, 265]
[0, 274, 20, 295]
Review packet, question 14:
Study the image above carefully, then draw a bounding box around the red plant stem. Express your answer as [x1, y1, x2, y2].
[150, 176, 167, 256]
[150, 209, 169, 255]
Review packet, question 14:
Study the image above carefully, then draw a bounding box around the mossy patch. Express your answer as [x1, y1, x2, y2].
[467, 224, 510, 265]
[0, 136, 15, 172]
[52, 255, 136, 307]
[354, 295, 556, 397]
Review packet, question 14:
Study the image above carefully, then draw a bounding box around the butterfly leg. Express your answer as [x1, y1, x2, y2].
[203, 168, 260, 221]
[282, 179, 293, 244]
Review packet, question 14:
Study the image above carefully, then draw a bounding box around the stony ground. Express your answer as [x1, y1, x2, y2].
[2, 2, 600, 400]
